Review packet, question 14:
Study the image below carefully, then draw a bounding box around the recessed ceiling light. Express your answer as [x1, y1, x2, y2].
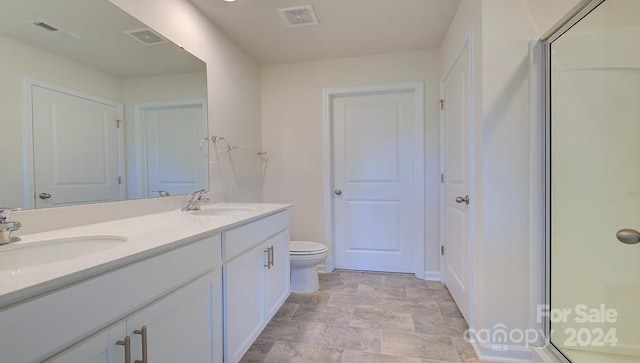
[223, 0, 236, 2]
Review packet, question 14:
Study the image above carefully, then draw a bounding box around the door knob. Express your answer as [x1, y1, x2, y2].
[616, 229, 640, 245]
[39, 192, 52, 200]
[455, 195, 469, 205]
[334, 189, 343, 196]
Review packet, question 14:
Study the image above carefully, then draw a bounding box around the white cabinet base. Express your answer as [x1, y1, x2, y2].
[223, 212, 291, 363]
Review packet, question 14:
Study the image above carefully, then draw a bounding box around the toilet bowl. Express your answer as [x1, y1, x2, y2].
[289, 241, 329, 293]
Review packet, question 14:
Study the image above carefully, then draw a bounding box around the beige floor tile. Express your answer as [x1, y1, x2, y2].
[240, 339, 275, 363]
[357, 283, 408, 298]
[246, 271, 473, 362]
[426, 281, 448, 290]
[380, 274, 427, 289]
[320, 281, 360, 294]
[314, 325, 381, 352]
[338, 271, 384, 285]
[451, 337, 478, 361]
[274, 303, 300, 320]
[437, 301, 464, 318]
[328, 293, 382, 310]
[292, 304, 353, 326]
[351, 307, 415, 331]
[319, 272, 341, 282]
[405, 288, 455, 303]
[259, 320, 323, 343]
[263, 341, 343, 363]
[287, 292, 331, 306]
[342, 350, 422, 363]
[381, 331, 459, 362]
[412, 314, 468, 338]
[382, 297, 440, 316]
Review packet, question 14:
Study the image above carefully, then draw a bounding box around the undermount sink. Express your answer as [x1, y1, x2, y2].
[190, 207, 255, 217]
[0, 235, 127, 271]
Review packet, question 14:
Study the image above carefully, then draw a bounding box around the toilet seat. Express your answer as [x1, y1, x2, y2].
[290, 241, 328, 256]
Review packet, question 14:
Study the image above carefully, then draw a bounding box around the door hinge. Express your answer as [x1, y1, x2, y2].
[441, 173, 444, 183]
[441, 245, 445, 256]
[116, 119, 123, 128]
[118, 176, 122, 185]
[439, 99, 445, 110]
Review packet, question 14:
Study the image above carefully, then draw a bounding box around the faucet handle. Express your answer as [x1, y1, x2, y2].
[0, 207, 19, 222]
[4, 221, 21, 232]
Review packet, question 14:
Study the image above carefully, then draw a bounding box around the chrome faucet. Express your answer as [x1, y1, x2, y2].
[181, 189, 209, 211]
[152, 190, 171, 197]
[0, 207, 22, 245]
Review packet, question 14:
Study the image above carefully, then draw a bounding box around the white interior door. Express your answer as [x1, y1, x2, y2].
[441, 43, 472, 322]
[32, 85, 121, 208]
[141, 102, 208, 197]
[332, 90, 418, 273]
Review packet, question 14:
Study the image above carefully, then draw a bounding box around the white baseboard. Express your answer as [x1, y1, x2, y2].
[473, 341, 532, 362]
[423, 271, 441, 281]
[531, 346, 562, 363]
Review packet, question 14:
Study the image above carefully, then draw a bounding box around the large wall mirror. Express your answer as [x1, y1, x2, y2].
[0, 0, 209, 209]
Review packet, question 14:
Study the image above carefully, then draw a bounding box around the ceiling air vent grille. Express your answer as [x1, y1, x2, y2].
[278, 5, 319, 27]
[124, 28, 168, 46]
[31, 20, 81, 39]
[33, 21, 58, 32]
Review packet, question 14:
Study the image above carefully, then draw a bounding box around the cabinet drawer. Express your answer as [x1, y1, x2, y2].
[0, 235, 221, 363]
[222, 211, 289, 262]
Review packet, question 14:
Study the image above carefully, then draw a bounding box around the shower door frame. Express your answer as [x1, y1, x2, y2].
[540, 0, 608, 362]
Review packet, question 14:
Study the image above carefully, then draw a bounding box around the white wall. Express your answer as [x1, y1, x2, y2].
[0, 34, 123, 208]
[440, 0, 581, 360]
[261, 50, 441, 275]
[110, 0, 263, 202]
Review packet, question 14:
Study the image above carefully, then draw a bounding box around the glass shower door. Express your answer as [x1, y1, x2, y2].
[549, 0, 640, 362]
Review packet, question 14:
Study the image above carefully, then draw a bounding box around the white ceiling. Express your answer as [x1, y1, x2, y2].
[0, 0, 204, 78]
[189, 0, 461, 64]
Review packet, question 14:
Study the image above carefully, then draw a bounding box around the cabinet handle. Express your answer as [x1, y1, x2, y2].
[270, 245, 275, 267]
[264, 248, 271, 269]
[134, 326, 148, 363]
[116, 336, 131, 363]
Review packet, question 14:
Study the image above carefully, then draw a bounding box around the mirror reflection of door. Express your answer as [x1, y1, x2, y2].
[31, 84, 123, 208]
[137, 100, 208, 197]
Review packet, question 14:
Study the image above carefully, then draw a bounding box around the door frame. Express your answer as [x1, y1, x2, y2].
[133, 99, 208, 198]
[322, 82, 425, 278]
[21, 77, 125, 209]
[439, 34, 475, 321]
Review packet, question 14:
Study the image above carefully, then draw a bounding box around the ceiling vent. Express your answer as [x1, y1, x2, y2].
[278, 5, 319, 27]
[31, 20, 81, 39]
[124, 28, 169, 46]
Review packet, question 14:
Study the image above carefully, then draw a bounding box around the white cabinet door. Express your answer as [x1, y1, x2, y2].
[46, 270, 221, 363]
[223, 247, 265, 363]
[264, 231, 290, 320]
[131, 270, 220, 363]
[45, 321, 127, 363]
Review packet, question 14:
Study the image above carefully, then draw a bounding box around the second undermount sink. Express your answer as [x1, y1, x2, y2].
[190, 207, 255, 217]
[0, 235, 127, 271]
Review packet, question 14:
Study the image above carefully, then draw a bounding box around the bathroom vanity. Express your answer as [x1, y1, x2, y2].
[0, 203, 290, 363]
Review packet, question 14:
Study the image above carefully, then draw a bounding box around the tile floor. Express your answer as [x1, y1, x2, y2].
[241, 270, 485, 362]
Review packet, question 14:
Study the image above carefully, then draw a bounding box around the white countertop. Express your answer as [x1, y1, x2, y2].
[0, 203, 290, 308]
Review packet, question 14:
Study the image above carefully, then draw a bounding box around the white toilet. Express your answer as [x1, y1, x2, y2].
[289, 241, 329, 293]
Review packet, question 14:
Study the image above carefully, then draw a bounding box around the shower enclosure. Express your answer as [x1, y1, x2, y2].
[543, 0, 640, 362]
